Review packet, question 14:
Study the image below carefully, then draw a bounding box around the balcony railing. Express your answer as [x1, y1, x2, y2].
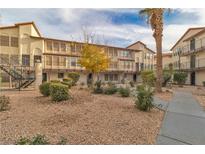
[174, 58, 205, 70]
[180, 38, 205, 55]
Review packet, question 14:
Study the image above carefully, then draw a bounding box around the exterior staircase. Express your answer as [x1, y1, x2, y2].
[0, 58, 35, 90]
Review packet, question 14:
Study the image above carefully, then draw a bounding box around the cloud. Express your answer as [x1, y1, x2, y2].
[0, 8, 205, 51]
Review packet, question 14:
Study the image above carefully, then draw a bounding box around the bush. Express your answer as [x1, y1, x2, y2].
[50, 83, 70, 102]
[129, 81, 135, 87]
[0, 95, 10, 111]
[16, 134, 49, 145]
[61, 78, 73, 88]
[135, 85, 154, 111]
[50, 80, 61, 83]
[202, 81, 205, 87]
[93, 80, 103, 94]
[141, 70, 156, 86]
[67, 72, 80, 85]
[57, 137, 67, 145]
[31, 134, 50, 145]
[173, 72, 187, 85]
[103, 84, 118, 95]
[162, 70, 172, 87]
[39, 82, 51, 96]
[16, 137, 31, 145]
[118, 87, 130, 97]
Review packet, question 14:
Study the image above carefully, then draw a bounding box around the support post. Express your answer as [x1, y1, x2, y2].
[35, 61, 42, 90]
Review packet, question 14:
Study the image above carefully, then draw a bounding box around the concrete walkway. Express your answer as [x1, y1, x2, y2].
[156, 91, 205, 145]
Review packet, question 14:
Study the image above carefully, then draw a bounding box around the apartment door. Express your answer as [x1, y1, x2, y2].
[133, 74, 137, 82]
[190, 71, 195, 85]
[42, 73, 47, 82]
[190, 55, 196, 69]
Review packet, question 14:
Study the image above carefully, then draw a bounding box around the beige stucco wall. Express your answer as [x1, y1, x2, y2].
[127, 42, 155, 71]
[195, 71, 205, 86]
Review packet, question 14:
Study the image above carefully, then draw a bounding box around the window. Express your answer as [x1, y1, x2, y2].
[75, 44, 82, 52]
[121, 50, 130, 58]
[71, 44, 76, 52]
[58, 73, 64, 79]
[46, 56, 52, 66]
[70, 57, 79, 67]
[190, 39, 195, 51]
[104, 74, 108, 81]
[34, 55, 42, 63]
[53, 42, 60, 52]
[60, 43, 66, 52]
[53, 56, 59, 66]
[47, 41, 52, 51]
[11, 37, 18, 47]
[109, 62, 118, 69]
[22, 55, 30, 66]
[104, 74, 118, 81]
[59, 56, 66, 66]
[123, 61, 133, 69]
[0, 35, 9, 46]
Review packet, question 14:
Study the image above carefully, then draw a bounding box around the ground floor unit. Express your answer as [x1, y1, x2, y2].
[0, 69, 141, 88]
[185, 70, 205, 86]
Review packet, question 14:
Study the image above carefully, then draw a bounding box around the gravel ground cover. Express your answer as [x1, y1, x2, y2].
[0, 87, 164, 144]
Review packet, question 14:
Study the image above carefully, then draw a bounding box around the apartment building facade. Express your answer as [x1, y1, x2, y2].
[171, 27, 205, 86]
[0, 22, 156, 88]
[127, 41, 155, 71]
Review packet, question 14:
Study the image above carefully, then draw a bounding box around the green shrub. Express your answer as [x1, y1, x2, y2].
[57, 137, 67, 145]
[93, 80, 103, 94]
[50, 83, 70, 102]
[141, 70, 156, 86]
[61, 78, 73, 88]
[135, 85, 154, 111]
[103, 84, 118, 95]
[162, 70, 172, 87]
[118, 87, 130, 97]
[129, 81, 135, 87]
[173, 72, 187, 85]
[67, 72, 80, 85]
[50, 80, 61, 83]
[16, 137, 31, 145]
[202, 81, 205, 87]
[39, 82, 51, 96]
[0, 95, 10, 111]
[31, 134, 50, 145]
[16, 134, 49, 145]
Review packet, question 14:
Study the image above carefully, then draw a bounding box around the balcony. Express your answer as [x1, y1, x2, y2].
[174, 58, 205, 71]
[180, 38, 205, 56]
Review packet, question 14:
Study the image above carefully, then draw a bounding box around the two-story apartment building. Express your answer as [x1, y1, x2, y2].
[154, 52, 172, 70]
[127, 41, 155, 71]
[171, 27, 205, 86]
[1, 22, 150, 88]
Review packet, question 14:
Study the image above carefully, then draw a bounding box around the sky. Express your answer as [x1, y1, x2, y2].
[0, 8, 205, 52]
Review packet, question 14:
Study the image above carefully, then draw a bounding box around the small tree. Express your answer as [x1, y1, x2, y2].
[173, 72, 187, 86]
[141, 70, 156, 86]
[78, 43, 109, 84]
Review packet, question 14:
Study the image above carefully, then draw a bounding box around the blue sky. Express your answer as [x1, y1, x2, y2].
[0, 8, 205, 51]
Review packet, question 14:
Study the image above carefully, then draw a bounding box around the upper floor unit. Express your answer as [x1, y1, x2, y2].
[171, 27, 205, 57]
[0, 21, 139, 73]
[171, 27, 205, 71]
[127, 41, 155, 71]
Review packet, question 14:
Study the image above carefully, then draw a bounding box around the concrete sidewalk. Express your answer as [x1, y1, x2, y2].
[156, 91, 205, 145]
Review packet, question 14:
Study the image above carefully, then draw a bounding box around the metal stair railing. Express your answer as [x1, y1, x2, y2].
[0, 56, 36, 89]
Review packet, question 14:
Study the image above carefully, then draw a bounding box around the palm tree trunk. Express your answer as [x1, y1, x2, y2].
[155, 36, 163, 92]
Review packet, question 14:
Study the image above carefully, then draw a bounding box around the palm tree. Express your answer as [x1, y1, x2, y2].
[139, 8, 166, 92]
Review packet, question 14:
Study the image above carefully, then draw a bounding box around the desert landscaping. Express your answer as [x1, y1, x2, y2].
[0, 86, 165, 145]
